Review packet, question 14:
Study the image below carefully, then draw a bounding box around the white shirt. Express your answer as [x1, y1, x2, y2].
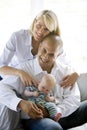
[19, 58, 80, 117]
[0, 29, 72, 68]
[0, 58, 80, 117]
[0, 29, 35, 68]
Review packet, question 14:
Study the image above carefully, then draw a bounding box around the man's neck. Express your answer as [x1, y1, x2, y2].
[41, 64, 54, 73]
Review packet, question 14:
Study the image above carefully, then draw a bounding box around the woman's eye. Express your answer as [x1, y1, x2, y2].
[44, 28, 49, 31]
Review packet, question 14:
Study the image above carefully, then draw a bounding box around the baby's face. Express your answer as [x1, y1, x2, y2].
[38, 79, 54, 94]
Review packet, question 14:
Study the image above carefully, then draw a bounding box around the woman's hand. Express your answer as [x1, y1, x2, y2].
[36, 104, 49, 118]
[60, 72, 79, 90]
[17, 70, 37, 86]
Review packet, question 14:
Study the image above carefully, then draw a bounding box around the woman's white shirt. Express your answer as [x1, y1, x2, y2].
[0, 29, 35, 67]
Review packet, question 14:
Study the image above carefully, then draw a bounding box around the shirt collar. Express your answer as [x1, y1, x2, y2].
[33, 58, 60, 75]
[34, 58, 47, 75]
[25, 30, 32, 46]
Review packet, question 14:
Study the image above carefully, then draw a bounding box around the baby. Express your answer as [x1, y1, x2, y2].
[24, 74, 62, 121]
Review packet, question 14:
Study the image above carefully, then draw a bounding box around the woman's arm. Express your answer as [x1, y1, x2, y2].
[60, 72, 79, 89]
[0, 66, 36, 86]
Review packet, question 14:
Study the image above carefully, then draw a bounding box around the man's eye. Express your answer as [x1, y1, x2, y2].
[42, 49, 46, 53]
[49, 54, 54, 57]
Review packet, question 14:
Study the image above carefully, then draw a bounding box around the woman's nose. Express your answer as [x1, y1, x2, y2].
[39, 27, 44, 33]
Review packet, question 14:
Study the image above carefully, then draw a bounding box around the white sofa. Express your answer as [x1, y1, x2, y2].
[68, 73, 87, 130]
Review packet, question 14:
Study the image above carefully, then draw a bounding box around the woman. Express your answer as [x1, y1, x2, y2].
[0, 10, 78, 87]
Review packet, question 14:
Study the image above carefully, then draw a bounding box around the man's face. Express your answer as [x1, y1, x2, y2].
[37, 39, 58, 71]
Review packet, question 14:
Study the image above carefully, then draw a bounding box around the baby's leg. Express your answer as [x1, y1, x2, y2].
[54, 113, 62, 121]
[45, 102, 62, 121]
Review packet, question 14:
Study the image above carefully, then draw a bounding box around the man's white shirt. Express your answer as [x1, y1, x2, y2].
[0, 57, 80, 118]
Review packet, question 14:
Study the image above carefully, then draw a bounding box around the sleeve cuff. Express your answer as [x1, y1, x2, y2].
[10, 97, 22, 111]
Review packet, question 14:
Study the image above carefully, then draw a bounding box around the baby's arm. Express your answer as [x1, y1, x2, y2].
[45, 95, 55, 102]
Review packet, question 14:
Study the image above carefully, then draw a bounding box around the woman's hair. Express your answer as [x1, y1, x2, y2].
[30, 10, 60, 36]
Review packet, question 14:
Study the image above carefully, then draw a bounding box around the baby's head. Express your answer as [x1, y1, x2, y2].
[38, 74, 56, 94]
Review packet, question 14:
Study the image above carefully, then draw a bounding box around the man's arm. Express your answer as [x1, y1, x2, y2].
[0, 83, 22, 111]
[0, 83, 43, 119]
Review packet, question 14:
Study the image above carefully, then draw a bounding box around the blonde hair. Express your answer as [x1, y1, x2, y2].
[30, 10, 60, 36]
[42, 74, 56, 87]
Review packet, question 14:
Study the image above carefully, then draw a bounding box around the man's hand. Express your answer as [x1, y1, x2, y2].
[36, 104, 50, 118]
[18, 100, 43, 119]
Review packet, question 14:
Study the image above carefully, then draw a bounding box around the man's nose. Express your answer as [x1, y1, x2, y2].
[44, 54, 49, 59]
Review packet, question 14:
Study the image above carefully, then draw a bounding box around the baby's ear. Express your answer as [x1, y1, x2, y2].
[38, 80, 41, 85]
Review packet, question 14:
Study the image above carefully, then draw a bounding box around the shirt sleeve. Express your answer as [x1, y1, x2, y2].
[0, 75, 25, 111]
[0, 32, 16, 67]
[0, 83, 22, 111]
[55, 82, 80, 117]
[53, 64, 80, 117]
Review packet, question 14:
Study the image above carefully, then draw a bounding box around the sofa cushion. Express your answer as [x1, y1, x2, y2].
[77, 73, 87, 101]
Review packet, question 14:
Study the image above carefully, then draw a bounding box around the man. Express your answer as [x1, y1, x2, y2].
[0, 34, 84, 130]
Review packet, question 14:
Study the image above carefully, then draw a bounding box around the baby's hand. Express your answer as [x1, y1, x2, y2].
[46, 96, 55, 102]
[33, 91, 39, 97]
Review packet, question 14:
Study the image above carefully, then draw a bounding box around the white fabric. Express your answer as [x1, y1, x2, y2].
[18, 58, 80, 117]
[0, 29, 34, 68]
[0, 29, 79, 129]
[0, 29, 73, 71]
[0, 58, 80, 121]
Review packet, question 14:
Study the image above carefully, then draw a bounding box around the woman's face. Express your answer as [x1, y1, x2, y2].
[33, 17, 50, 42]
